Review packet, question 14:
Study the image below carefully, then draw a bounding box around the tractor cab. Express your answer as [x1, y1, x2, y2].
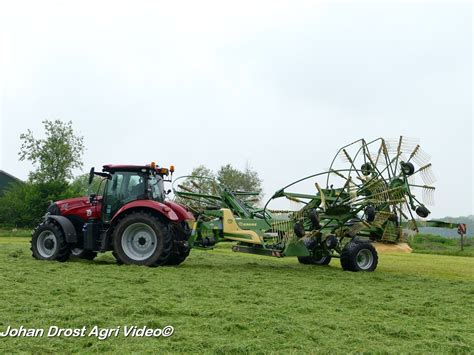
[89, 163, 174, 223]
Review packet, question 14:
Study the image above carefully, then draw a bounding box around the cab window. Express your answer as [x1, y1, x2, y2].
[103, 172, 146, 221]
[149, 174, 165, 202]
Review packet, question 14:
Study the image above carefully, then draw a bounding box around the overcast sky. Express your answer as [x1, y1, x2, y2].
[0, 0, 472, 218]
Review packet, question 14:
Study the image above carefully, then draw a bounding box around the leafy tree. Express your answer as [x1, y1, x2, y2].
[19, 120, 84, 184]
[69, 173, 106, 197]
[0, 120, 86, 227]
[173, 165, 218, 208]
[174, 164, 263, 210]
[216, 164, 263, 201]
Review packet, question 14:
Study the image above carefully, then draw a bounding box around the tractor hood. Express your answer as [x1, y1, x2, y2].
[54, 196, 91, 214]
[50, 196, 102, 220]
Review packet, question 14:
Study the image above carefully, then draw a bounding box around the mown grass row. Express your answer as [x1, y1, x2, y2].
[0, 235, 473, 353]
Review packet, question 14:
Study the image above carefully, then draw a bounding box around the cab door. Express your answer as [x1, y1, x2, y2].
[102, 171, 146, 222]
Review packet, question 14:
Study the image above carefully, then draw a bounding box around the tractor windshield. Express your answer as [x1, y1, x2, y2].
[148, 174, 165, 202]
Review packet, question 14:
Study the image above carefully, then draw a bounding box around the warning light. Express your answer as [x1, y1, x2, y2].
[170, 165, 175, 173]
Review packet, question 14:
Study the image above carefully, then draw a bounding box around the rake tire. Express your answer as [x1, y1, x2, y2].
[298, 245, 331, 266]
[340, 241, 378, 272]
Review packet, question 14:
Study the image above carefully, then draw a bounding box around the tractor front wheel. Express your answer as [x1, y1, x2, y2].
[340, 241, 378, 272]
[31, 221, 71, 262]
[112, 212, 172, 266]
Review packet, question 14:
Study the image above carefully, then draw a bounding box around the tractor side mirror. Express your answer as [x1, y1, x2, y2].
[88, 167, 95, 185]
[89, 193, 97, 204]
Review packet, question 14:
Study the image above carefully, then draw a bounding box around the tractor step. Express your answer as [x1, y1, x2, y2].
[231, 245, 284, 257]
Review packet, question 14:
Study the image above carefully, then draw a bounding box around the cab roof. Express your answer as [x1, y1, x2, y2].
[102, 164, 169, 175]
[102, 164, 152, 172]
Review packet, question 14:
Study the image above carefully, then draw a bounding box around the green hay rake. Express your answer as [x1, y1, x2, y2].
[174, 137, 454, 271]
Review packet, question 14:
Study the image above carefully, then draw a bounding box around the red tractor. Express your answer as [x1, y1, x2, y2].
[31, 163, 195, 266]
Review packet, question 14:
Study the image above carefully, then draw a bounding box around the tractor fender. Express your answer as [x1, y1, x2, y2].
[46, 215, 77, 243]
[164, 201, 195, 222]
[111, 200, 179, 224]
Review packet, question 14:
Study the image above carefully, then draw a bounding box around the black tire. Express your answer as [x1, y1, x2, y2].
[298, 243, 331, 265]
[164, 222, 191, 266]
[293, 222, 305, 238]
[31, 221, 71, 262]
[112, 251, 123, 265]
[401, 161, 415, 176]
[415, 206, 430, 218]
[365, 206, 376, 222]
[71, 248, 97, 260]
[309, 209, 321, 230]
[165, 242, 191, 266]
[361, 162, 372, 176]
[340, 241, 378, 272]
[112, 211, 172, 266]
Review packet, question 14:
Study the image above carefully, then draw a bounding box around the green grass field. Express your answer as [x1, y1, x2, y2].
[409, 234, 474, 257]
[0, 235, 473, 353]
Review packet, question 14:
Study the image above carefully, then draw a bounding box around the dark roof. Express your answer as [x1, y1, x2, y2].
[0, 170, 23, 194]
[0, 170, 22, 183]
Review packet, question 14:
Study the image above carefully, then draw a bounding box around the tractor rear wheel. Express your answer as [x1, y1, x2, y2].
[71, 248, 97, 260]
[165, 246, 191, 266]
[112, 211, 172, 266]
[164, 222, 192, 266]
[340, 241, 378, 272]
[112, 251, 123, 265]
[31, 221, 71, 262]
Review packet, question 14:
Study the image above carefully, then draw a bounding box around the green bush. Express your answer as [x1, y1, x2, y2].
[0, 181, 73, 228]
[409, 233, 473, 257]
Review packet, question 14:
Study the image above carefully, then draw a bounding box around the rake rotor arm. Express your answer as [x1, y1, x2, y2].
[220, 191, 253, 218]
[326, 139, 366, 186]
[263, 169, 363, 227]
[326, 138, 387, 187]
[233, 191, 260, 196]
[174, 191, 222, 201]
